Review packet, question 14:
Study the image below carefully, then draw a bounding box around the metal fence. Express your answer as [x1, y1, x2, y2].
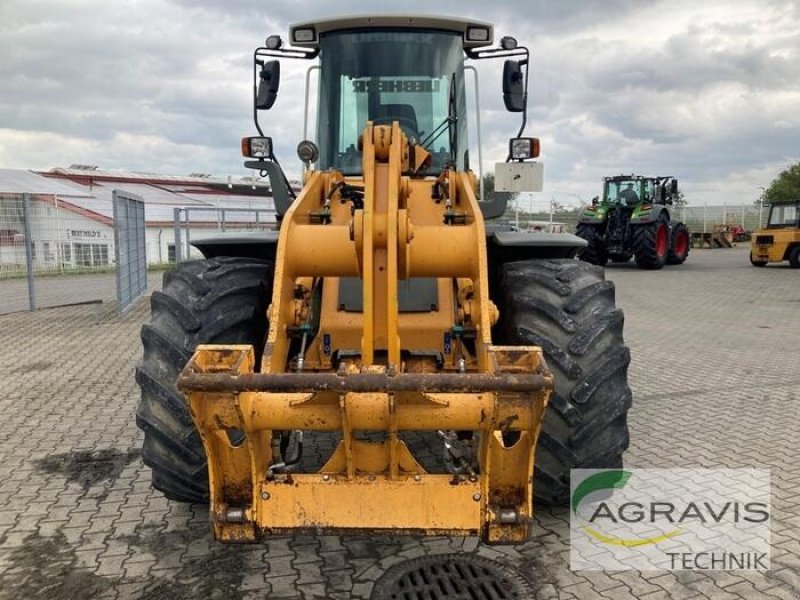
[113, 191, 148, 314]
[0, 192, 155, 316]
[673, 204, 769, 234]
[173, 206, 277, 262]
[496, 203, 769, 235]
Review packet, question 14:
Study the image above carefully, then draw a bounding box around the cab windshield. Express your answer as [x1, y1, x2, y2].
[605, 180, 641, 206]
[766, 203, 799, 229]
[316, 29, 468, 175]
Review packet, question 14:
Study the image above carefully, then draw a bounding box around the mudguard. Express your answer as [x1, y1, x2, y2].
[192, 230, 280, 260]
[629, 205, 668, 225]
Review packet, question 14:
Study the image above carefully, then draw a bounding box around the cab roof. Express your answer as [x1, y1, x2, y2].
[289, 15, 494, 49]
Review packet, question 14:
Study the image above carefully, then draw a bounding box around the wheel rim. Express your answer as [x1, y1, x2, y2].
[674, 231, 688, 256]
[655, 224, 668, 257]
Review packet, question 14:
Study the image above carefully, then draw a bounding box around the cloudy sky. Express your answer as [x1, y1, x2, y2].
[1, 0, 798, 207]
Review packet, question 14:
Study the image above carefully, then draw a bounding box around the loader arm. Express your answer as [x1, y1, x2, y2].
[178, 123, 553, 543]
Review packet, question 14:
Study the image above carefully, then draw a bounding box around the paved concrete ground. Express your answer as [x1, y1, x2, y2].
[0, 271, 163, 315]
[0, 246, 798, 599]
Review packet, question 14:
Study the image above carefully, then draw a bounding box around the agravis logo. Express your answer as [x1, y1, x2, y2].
[569, 469, 771, 570]
[571, 470, 683, 547]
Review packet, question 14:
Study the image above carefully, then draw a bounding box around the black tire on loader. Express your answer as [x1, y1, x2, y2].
[497, 259, 632, 505]
[135, 257, 273, 503]
[789, 246, 800, 269]
[575, 223, 608, 266]
[749, 252, 767, 267]
[666, 222, 690, 265]
[632, 212, 670, 269]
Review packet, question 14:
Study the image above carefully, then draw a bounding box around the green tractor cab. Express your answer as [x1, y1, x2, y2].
[576, 174, 689, 269]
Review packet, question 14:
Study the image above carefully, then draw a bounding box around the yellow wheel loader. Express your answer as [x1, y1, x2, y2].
[135, 15, 632, 543]
[750, 199, 800, 267]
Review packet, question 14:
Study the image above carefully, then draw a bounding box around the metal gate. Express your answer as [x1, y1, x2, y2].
[113, 190, 147, 313]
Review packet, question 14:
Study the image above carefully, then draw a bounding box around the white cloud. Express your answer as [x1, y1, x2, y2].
[0, 0, 797, 205]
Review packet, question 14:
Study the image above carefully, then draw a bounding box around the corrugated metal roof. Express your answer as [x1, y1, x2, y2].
[0, 169, 278, 227]
[48, 167, 273, 187]
[0, 169, 94, 196]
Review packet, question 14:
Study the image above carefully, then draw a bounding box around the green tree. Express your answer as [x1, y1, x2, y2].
[764, 162, 800, 203]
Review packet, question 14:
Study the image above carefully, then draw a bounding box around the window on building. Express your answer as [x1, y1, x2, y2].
[167, 244, 176, 263]
[74, 243, 92, 267]
[92, 244, 109, 266]
[61, 243, 72, 265]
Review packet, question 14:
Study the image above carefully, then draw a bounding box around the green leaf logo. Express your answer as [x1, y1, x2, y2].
[571, 470, 631, 515]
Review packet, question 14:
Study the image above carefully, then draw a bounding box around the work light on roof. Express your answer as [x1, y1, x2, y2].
[500, 36, 518, 50]
[466, 26, 490, 42]
[265, 35, 282, 50]
[292, 28, 316, 43]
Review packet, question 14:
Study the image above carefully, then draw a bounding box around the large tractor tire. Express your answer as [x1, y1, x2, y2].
[789, 246, 800, 269]
[666, 222, 690, 265]
[135, 257, 273, 503]
[632, 212, 669, 269]
[497, 259, 632, 505]
[575, 223, 608, 266]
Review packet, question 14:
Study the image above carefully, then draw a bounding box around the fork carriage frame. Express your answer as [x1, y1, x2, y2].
[178, 123, 552, 543]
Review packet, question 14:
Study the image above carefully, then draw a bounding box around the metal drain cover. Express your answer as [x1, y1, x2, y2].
[370, 553, 533, 600]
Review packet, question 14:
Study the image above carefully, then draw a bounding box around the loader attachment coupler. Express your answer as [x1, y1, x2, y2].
[179, 344, 551, 544]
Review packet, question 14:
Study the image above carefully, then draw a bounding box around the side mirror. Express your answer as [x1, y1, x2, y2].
[670, 179, 679, 194]
[502, 60, 525, 113]
[256, 60, 280, 110]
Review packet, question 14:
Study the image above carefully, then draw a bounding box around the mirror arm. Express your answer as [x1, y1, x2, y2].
[466, 45, 530, 160]
[255, 46, 319, 61]
[253, 51, 265, 137]
[507, 51, 530, 161]
[465, 45, 528, 60]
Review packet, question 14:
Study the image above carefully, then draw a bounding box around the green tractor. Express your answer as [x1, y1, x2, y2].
[576, 175, 690, 269]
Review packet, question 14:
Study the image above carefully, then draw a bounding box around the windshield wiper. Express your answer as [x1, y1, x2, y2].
[420, 73, 457, 165]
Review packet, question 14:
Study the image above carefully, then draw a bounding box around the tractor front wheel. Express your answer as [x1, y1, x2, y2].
[632, 213, 670, 269]
[497, 259, 632, 505]
[135, 257, 273, 503]
[575, 223, 608, 266]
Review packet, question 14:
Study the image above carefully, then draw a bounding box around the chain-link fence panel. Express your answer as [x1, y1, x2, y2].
[0, 193, 131, 315]
[173, 206, 277, 262]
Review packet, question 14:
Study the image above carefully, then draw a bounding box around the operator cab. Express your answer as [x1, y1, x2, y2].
[765, 201, 800, 229]
[605, 177, 644, 207]
[312, 25, 471, 174]
[244, 14, 543, 212]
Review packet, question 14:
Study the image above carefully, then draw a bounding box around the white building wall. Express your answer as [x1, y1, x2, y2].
[1, 198, 277, 269]
[28, 199, 115, 269]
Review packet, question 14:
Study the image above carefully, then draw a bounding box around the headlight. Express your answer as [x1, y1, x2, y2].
[241, 136, 272, 158]
[509, 137, 540, 160]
